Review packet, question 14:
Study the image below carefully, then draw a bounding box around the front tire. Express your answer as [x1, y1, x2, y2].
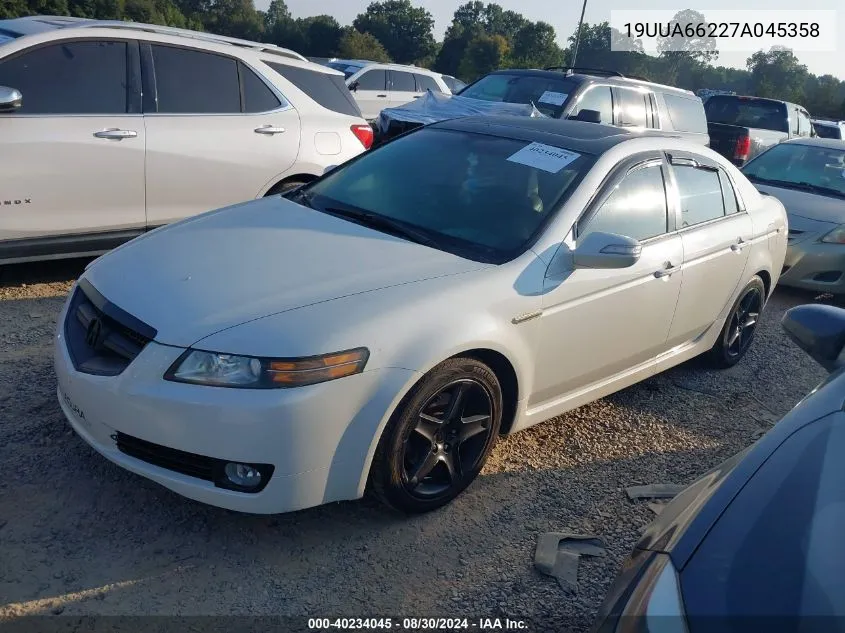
[369, 358, 503, 514]
[707, 276, 765, 368]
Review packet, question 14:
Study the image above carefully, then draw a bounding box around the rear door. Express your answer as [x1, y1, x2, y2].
[665, 153, 752, 347]
[142, 43, 299, 227]
[612, 86, 652, 130]
[350, 68, 388, 120]
[388, 70, 419, 108]
[0, 38, 145, 248]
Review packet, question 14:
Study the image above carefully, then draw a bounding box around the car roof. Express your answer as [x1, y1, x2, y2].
[481, 68, 695, 96]
[0, 15, 308, 62]
[782, 137, 845, 150]
[432, 115, 680, 154]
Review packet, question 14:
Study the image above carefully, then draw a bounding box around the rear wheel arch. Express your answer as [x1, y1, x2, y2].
[263, 174, 318, 196]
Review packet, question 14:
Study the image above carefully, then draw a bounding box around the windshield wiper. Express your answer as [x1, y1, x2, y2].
[795, 182, 845, 199]
[322, 206, 444, 249]
[747, 175, 845, 199]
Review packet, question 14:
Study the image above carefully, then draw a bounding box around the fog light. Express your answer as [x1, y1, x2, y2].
[224, 462, 263, 488]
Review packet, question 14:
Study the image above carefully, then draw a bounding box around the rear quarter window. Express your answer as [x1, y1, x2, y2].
[663, 93, 708, 134]
[266, 62, 362, 118]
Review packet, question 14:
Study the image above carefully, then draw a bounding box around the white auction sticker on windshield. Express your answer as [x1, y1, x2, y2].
[538, 91, 568, 106]
[507, 142, 581, 174]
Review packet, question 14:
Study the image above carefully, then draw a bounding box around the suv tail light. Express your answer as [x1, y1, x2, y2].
[734, 134, 751, 162]
[351, 124, 374, 150]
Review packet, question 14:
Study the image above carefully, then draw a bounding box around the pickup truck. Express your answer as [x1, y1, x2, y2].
[704, 95, 814, 166]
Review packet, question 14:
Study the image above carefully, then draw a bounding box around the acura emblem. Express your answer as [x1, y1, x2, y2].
[85, 317, 103, 348]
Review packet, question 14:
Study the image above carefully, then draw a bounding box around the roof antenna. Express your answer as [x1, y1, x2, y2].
[570, 0, 588, 68]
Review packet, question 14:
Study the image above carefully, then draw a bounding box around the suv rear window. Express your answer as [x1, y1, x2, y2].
[267, 62, 362, 118]
[705, 96, 788, 132]
[663, 93, 707, 134]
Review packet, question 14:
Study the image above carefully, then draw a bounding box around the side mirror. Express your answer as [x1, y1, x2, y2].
[349, 81, 359, 92]
[782, 304, 845, 372]
[573, 231, 642, 269]
[569, 109, 602, 124]
[0, 86, 22, 113]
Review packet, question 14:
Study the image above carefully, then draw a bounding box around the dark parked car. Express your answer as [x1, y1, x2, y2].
[592, 303, 845, 632]
[705, 94, 814, 166]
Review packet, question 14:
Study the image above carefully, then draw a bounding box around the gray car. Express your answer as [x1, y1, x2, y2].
[741, 138, 845, 294]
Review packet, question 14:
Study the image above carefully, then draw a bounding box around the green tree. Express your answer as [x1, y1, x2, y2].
[747, 46, 809, 103]
[510, 21, 562, 69]
[1, 0, 31, 19]
[337, 28, 391, 62]
[458, 33, 509, 81]
[353, 0, 435, 64]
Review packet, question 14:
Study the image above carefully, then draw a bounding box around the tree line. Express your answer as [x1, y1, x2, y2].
[3, 0, 844, 119]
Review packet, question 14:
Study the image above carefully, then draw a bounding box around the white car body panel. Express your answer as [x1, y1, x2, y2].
[53, 130, 788, 513]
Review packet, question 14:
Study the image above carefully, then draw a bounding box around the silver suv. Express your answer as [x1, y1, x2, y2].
[0, 16, 373, 264]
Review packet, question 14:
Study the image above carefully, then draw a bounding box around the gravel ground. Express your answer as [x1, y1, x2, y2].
[0, 259, 830, 632]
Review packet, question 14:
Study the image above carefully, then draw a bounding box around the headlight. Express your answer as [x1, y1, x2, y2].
[821, 226, 845, 244]
[164, 347, 369, 388]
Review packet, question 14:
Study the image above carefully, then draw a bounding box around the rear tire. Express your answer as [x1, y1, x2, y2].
[369, 357, 502, 514]
[707, 276, 765, 368]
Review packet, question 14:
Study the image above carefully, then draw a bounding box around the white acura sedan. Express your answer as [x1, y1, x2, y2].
[54, 117, 788, 515]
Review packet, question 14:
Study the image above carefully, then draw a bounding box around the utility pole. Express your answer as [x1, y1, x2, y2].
[570, 0, 588, 68]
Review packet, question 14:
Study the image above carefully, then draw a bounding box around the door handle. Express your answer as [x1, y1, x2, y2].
[255, 125, 285, 135]
[93, 129, 137, 140]
[730, 237, 746, 253]
[413, 95, 422, 99]
[654, 263, 680, 278]
[377, 94, 388, 98]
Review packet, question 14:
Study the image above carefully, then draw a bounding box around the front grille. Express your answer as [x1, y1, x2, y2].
[116, 432, 215, 481]
[114, 432, 274, 493]
[64, 280, 156, 376]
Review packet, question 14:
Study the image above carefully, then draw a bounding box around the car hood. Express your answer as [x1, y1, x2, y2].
[83, 196, 487, 347]
[755, 184, 845, 225]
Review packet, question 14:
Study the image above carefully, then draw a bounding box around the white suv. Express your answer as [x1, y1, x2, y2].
[0, 16, 373, 264]
[328, 60, 451, 120]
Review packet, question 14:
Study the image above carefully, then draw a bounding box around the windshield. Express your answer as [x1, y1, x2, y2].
[301, 127, 595, 263]
[327, 62, 361, 79]
[742, 143, 845, 198]
[705, 96, 788, 132]
[459, 73, 579, 118]
[813, 123, 843, 140]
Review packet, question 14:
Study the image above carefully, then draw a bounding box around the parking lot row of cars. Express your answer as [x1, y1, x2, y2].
[2, 15, 845, 630]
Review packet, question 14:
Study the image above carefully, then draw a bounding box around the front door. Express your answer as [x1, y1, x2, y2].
[0, 39, 145, 246]
[142, 44, 300, 227]
[532, 157, 683, 407]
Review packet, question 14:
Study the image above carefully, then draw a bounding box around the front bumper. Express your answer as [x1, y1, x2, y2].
[54, 293, 417, 514]
[779, 240, 845, 294]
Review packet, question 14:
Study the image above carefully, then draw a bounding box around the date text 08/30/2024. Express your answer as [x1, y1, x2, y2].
[307, 618, 529, 630]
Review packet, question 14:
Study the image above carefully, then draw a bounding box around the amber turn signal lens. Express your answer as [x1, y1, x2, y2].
[267, 348, 369, 386]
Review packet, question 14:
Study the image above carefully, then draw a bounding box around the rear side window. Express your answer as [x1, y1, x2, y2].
[719, 170, 739, 214]
[663, 93, 708, 134]
[615, 88, 648, 127]
[674, 165, 725, 227]
[152, 45, 240, 113]
[414, 73, 442, 93]
[355, 69, 386, 90]
[239, 62, 281, 113]
[581, 164, 668, 241]
[390, 71, 416, 92]
[267, 62, 362, 118]
[0, 40, 128, 114]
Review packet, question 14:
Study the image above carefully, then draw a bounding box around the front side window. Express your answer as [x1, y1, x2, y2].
[390, 71, 416, 92]
[615, 88, 648, 128]
[0, 40, 128, 114]
[742, 143, 845, 198]
[674, 164, 726, 227]
[581, 164, 668, 241]
[152, 45, 240, 114]
[570, 86, 613, 124]
[355, 69, 386, 90]
[301, 128, 596, 263]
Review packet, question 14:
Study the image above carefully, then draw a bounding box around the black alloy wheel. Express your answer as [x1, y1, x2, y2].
[370, 358, 503, 513]
[709, 276, 766, 368]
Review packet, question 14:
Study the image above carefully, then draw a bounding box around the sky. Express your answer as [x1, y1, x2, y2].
[269, 0, 845, 80]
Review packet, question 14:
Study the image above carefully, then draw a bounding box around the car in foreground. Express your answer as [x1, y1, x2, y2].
[812, 118, 845, 140]
[0, 15, 372, 265]
[54, 117, 787, 515]
[377, 67, 709, 145]
[740, 138, 845, 294]
[592, 302, 845, 632]
[704, 94, 813, 166]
